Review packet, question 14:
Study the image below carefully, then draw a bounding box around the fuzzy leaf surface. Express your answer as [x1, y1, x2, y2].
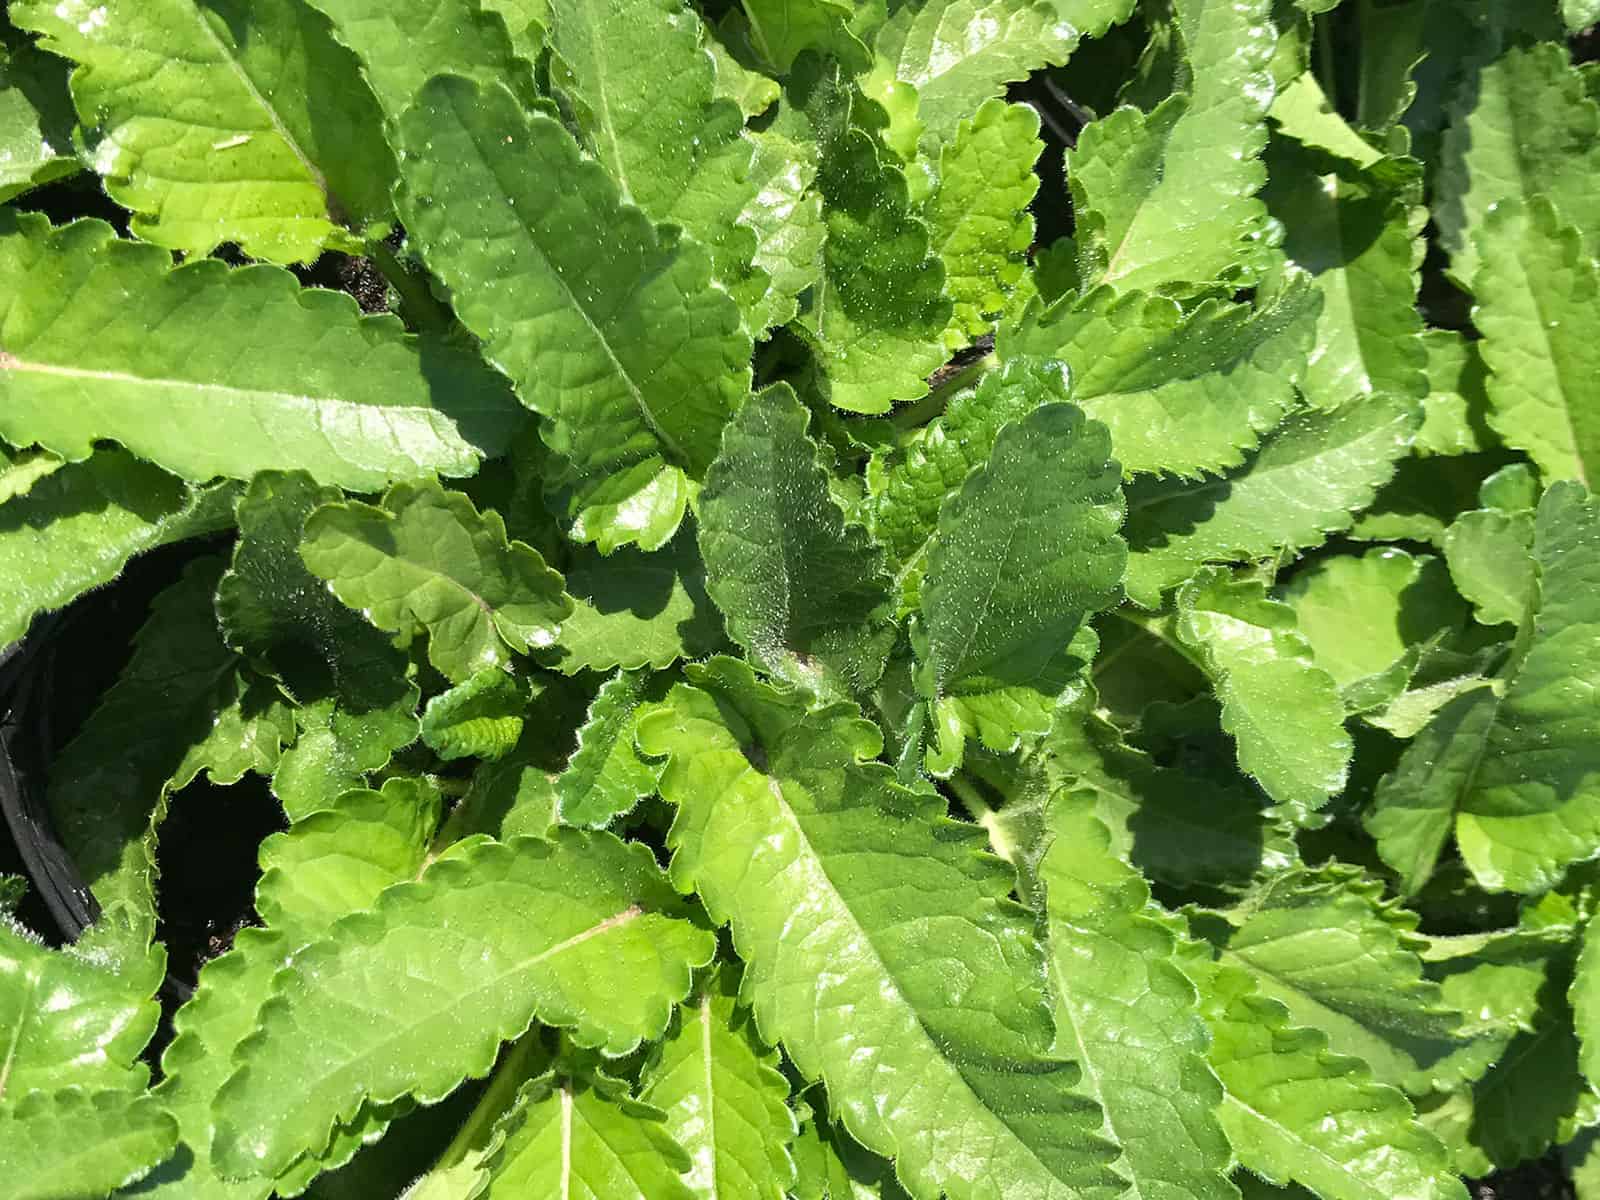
[557, 670, 661, 829]
[0, 1087, 177, 1200]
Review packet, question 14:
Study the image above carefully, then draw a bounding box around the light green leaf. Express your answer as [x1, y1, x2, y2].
[925, 98, 1040, 347]
[1185, 946, 1468, 1200]
[739, 0, 864, 73]
[707, 32, 779, 118]
[866, 0, 1082, 155]
[918, 401, 1125, 774]
[737, 127, 827, 333]
[1568, 0, 1600, 32]
[639, 965, 798, 1200]
[271, 691, 421, 825]
[301, 479, 571, 685]
[211, 832, 714, 1180]
[482, 1064, 694, 1199]
[795, 63, 949, 414]
[557, 670, 661, 830]
[1070, 0, 1277, 293]
[790, 1104, 910, 1200]
[1442, 507, 1535, 627]
[1124, 395, 1421, 608]
[1436, 40, 1600, 287]
[394, 75, 751, 551]
[0, 1088, 178, 1200]
[541, 531, 726, 675]
[1472, 196, 1600, 486]
[1003, 272, 1321, 478]
[0, 214, 520, 489]
[0, 450, 235, 650]
[1370, 482, 1600, 895]
[10, 0, 394, 262]
[1205, 868, 1466, 1091]
[698, 383, 893, 697]
[418, 669, 527, 763]
[0, 444, 63, 505]
[637, 661, 1121, 1200]
[1268, 72, 1384, 168]
[1037, 797, 1236, 1200]
[1416, 330, 1492, 457]
[1261, 137, 1428, 412]
[1176, 569, 1351, 817]
[0, 915, 162, 1101]
[0, 34, 80, 202]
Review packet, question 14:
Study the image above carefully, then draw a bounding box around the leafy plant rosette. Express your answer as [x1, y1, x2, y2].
[3, 0, 1600, 1197]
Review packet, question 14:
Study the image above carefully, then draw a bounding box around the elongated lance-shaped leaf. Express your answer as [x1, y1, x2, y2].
[557, 670, 661, 829]
[636, 659, 1122, 1200]
[866, 0, 1088, 155]
[0, 1087, 177, 1199]
[1435, 40, 1600, 287]
[925, 99, 1041, 348]
[1002, 272, 1321, 478]
[1175, 569, 1352, 818]
[301, 478, 571, 685]
[868, 356, 1057, 611]
[211, 831, 715, 1180]
[918, 401, 1125, 774]
[421, 668, 529, 762]
[1125, 395, 1421, 608]
[1369, 482, 1600, 895]
[1069, 0, 1277, 293]
[793, 61, 950, 414]
[479, 1061, 694, 1199]
[698, 383, 893, 697]
[394, 75, 751, 552]
[9, 0, 393, 263]
[1202, 867, 1468, 1092]
[639, 964, 798, 1200]
[0, 915, 163, 1102]
[0, 32, 80, 203]
[1181, 943, 1468, 1200]
[1261, 136, 1429, 412]
[300, 0, 535, 118]
[0, 451, 235, 650]
[542, 531, 727, 675]
[1472, 197, 1600, 486]
[1037, 797, 1237, 1200]
[0, 214, 520, 489]
[47, 558, 293, 935]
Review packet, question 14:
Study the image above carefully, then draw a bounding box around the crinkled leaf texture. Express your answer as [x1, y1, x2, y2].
[637, 660, 1121, 1200]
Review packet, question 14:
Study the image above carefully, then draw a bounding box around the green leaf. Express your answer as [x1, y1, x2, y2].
[918, 401, 1125, 775]
[637, 661, 1121, 1200]
[211, 831, 714, 1180]
[1436, 40, 1600, 287]
[10, 0, 394, 262]
[0, 1088, 178, 1200]
[0, 450, 235, 650]
[739, 0, 865, 73]
[481, 1064, 694, 1199]
[698, 383, 893, 697]
[393, 75, 751, 551]
[866, 0, 1082, 155]
[1442, 507, 1535, 628]
[1472, 196, 1600, 486]
[271, 692, 421, 825]
[0, 443, 63, 504]
[1003, 273, 1321, 478]
[556, 670, 661, 829]
[1369, 482, 1600, 894]
[1203, 868, 1466, 1091]
[0, 34, 80, 202]
[300, 478, 571, 685]
[0, 214, 520, 489]
[925, 98, 1040, 347]
[1416, 330, 1492, 457]
[1037, 797, 1236, 1200]
[1069, 0, 1277, 293]
[1124, 395, 1421, 608]
[0, 915, 162, 1101]
[639, 965, 798, 1200]
[1261, 137, 1428, 412]
[794, 63, 950, 414]
[790, 1103, 911, 1200]
[1184, 946, 1467, 1200]
[541, 531, 727, 675]
[421, 669, 529, 762]
[1175, 569, 1350, 817]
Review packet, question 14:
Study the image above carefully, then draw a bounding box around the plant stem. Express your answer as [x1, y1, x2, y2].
[367, 239, 454, 335]
[412, 1030, 548, 1191]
